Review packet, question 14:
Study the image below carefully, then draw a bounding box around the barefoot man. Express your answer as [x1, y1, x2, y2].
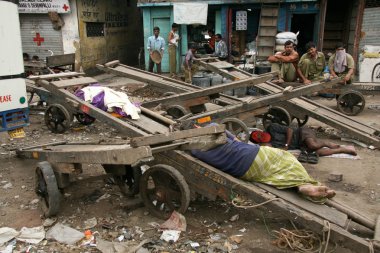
[191, 124, 336, 202]
[268, 40, 299, 83]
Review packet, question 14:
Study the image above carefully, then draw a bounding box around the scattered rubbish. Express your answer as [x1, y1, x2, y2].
[0, 239, 16, 253]
[189, 241, 200, 248]
[229, 235, 243, 244]
[83, 217, 97, 229]
[159, 211, 187, 232]
[16, 226, 45, 244]
[42, 218, 57, 227]
[229, 214, 239, 222]
[328, 172, 343, 182]
[78, 230, 96, 247]
[209, 233, 226, 242]
[0, 227, 19, 245]
[96, 238, 151, 253]
[29, 199, 39, 205]
[96, 193, 111, 203]
[368, 104, 380, 110]
[2, 183, 13, 190]
[239, 228, 247, 233]
[46, 223, 84, 245]
[160, 230, 181, 243]
[369, 145, 376, 150]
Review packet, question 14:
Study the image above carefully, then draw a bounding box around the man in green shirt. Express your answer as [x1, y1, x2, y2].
[328, 42, 355, 84]
[297, 42, 326, 84]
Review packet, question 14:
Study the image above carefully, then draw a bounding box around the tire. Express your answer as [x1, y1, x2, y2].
[371, 62, 380, 83]
[35, 161, 61, 217]
[75, 113, 96, 126]
[139, 164, 190, 219]
[263, 106, 292, 129]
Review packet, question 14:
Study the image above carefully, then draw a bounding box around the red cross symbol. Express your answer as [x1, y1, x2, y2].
[33, 33, 44, 46]
[62, 4, 69, 11]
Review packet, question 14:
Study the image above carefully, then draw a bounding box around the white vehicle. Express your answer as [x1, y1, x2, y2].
[0, 1, 29, 137]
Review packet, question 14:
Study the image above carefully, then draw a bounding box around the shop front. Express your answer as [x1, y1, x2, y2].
[138, 0, 322, 74]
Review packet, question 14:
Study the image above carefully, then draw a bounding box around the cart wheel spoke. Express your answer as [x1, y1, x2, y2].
[44, 104, 72, 133]
[263, 106, 291, 129]
[337, 91, 365, 116]
[140, 165, 190, 219]
[220, 118, 249, 143]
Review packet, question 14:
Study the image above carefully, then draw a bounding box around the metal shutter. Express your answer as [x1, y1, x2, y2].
[20, 14, 63, 60]
[359, 7, 380, 48]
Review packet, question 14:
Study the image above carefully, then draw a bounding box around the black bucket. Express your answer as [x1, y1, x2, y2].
[254, 65, 271, 75]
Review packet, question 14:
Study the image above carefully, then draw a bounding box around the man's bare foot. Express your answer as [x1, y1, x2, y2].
[326, 189, 336, 199]
[326, 143, 340, 149]
[272, 78, 284, 84]
[298, 184, 331, 198]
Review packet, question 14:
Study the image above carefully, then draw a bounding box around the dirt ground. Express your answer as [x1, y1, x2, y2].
[0, 74, 379, 252]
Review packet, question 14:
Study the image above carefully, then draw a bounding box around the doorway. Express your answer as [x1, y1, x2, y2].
[291, 14, 316, 56]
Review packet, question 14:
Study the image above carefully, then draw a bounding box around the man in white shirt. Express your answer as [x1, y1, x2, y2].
[147, 26, 165, 74]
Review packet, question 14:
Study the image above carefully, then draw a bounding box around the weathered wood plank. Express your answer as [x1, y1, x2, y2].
[28, 72, 85, 80]
[255, 183, 348, 227]
[46, 53, 75, 68]
[51, 77, 98, 88]
[141, 73, 276, 108]
[37, 145, 153, 165]
[130, 125, 225, 147]
[182, 78, 341, 125]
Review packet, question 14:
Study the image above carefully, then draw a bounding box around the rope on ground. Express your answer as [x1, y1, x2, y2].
[272, 227, 321, 252]
[321, 220, 331, 253]
[368, 240, 374, 253]
[231, 196, 280, 209]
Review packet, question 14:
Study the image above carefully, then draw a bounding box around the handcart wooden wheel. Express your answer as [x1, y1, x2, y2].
[336, 90, 365, 116]
[166, 105, 188, 119]
[35, 161, 62, 217]
[139, 164, 190, 219]
[44, 104, 73, 133]
[263, 106, 292, 129]
[220, 117, 250, 143]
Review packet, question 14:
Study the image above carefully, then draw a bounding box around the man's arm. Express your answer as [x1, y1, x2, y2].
[297, 55, 311, 84]
[275, 51, 299, 63]
[284, 127, 293, 150]
[328, 55, 338, 77]
[147, 37, 152, 54]
[160, 38, 165, 54]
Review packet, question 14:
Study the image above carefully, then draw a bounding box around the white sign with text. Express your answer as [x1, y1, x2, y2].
[18, 0, 71, 14]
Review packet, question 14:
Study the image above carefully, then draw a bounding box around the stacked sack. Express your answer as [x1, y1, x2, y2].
[275, 31, 299, 52]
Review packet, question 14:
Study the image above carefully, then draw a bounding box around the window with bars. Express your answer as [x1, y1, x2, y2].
[86, 22, 104, 37]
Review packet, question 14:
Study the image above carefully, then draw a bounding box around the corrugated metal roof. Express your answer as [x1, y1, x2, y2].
[137, 0, 317, 7]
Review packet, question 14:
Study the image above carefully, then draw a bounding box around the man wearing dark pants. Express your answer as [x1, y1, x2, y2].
[147, 26, 165, 74]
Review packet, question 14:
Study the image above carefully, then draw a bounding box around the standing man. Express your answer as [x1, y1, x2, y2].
[182, 44, 198, 83]
[268, 40, 299, 83]
[213, 34, 228, 61]
[168, 23, 180, 77]
[147, 26, 165, 74]
[329, 42, 355, 84]
[297, 42, 326, 84]
[204, 29, 216, 54]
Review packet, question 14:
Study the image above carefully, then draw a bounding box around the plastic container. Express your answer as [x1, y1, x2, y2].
[222, 78, 234, 96]
[192, 73, 211, 88]
[211, 74, 223, 86]
[234, 87, 247, 97]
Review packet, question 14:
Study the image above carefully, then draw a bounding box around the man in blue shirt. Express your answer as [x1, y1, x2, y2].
[147, 26, 165, 74]
[191, 124, 336, 202]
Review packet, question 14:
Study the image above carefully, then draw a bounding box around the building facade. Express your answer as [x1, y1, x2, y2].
[18, 0, 143, 71]
[138, 0, 366, 74]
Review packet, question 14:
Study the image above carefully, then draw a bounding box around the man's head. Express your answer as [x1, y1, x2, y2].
[153, 26, 160, 37]
[208, 29, 215, 36]
[249, 130, 271, 144]
[171, 23, 178, 32]
[335, 42, 345, 52]
[190, 43, 197, 53]
[305, 41, 317, 57]
[284, 40, 295, 54]
[215, 34, 222, 42]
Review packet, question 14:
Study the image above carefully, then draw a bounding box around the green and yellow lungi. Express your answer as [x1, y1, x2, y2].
[241, 146, 319, 189]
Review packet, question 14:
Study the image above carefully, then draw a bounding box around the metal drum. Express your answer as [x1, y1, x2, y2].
[222, 78, 234, 96]
[211, 74, 223, 86]
[192, 72, 211, 88]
